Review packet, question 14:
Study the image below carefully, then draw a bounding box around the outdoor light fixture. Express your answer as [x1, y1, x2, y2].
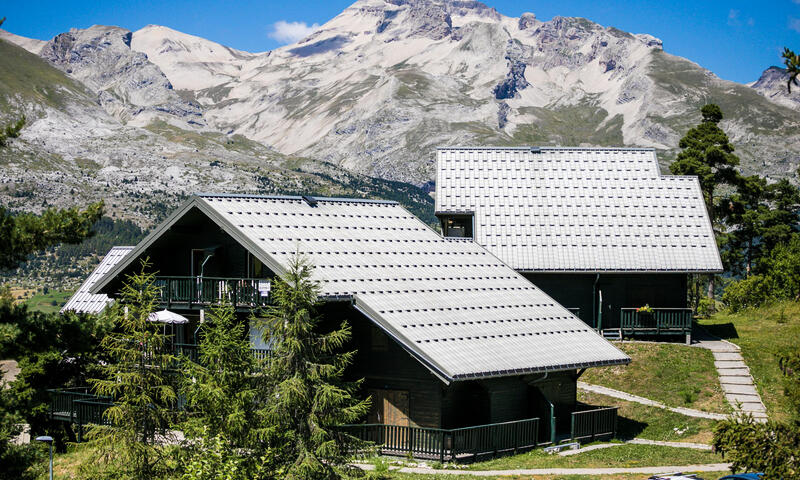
[35, 435, 54, 480]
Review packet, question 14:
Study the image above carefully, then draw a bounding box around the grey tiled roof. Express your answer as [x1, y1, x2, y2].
[92, 194, 629, 381]
[61, 246, 134, 314]
[435, 147, 723, 272]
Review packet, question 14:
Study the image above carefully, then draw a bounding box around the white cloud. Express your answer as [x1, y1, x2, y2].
[791, 17, 800, 33]
[268, 20, 320, 44]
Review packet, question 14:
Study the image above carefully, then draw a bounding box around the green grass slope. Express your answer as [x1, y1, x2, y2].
[0, 38, 95, 115]
[699, 300, 800, 422]
[581, 342, 727, 413]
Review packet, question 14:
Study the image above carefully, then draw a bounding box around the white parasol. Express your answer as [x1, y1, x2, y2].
[147, 309, 189, 324]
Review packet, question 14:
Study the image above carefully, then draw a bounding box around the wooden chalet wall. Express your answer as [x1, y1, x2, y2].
[523, 273, 688, 329]
[327, 302, 580, 430]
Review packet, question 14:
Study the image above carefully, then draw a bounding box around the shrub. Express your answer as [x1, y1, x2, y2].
[721, 275, 775, 313]
[696, 297, 716, 318]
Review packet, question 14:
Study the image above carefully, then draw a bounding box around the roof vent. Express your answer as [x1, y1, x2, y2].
[302, 195, 318, 207]
[530, 146, 542, 154]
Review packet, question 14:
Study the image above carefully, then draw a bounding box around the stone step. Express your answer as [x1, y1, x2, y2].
[740, 403, 768, 413]
[712, 352, 743, 361]
[718, 367, 750, 377]
[718, 375, 752, 385]
[721, 384, 759, 395]
[715, 360, 747, 369]
[725, 393, 764, 404]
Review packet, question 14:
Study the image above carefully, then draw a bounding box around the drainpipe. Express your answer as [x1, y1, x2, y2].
[592, 274, 600, 330]
[597, 290, 603, 333]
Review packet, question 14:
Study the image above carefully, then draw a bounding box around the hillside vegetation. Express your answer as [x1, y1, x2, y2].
[699, 300, 800, 422]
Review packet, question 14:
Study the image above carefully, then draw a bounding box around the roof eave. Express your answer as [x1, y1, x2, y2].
[450, 356, 631, 381]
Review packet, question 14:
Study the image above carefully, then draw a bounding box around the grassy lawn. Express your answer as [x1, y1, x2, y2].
[581, 342, 727, 413]
[463, 444, 722, 470]
[386, 474, 730, 480]
[25, 290, 72, 314]
[43, 443, 726, 480]
[578, 390, 718, 444]
[698, 300, 800, 422]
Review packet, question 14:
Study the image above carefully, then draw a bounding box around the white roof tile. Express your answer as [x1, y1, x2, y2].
[61, 246, 134, 314]
[91, 194, 629, 381]
[435, 147, 722, 272]
[196, 194, 628, 380]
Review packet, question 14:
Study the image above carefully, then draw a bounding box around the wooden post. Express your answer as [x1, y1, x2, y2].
[439, 430, 445, 463]
[570, 413, 575, 442]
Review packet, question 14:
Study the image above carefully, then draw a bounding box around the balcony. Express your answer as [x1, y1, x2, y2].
[342, 417, 541, 462]
[154, 276, 271, 310]
[620, 307, 693, 341]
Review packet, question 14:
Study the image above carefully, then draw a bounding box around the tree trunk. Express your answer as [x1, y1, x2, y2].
[707, 274, 715, 300]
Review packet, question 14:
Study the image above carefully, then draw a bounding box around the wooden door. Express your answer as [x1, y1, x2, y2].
[383, 390, 410, 426]
[368, 389, 410, 426]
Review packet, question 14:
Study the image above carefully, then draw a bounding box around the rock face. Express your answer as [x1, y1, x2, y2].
[750, 66, 800, 111]
[2, 0, 800, 187]
[38, 25, 203, 127]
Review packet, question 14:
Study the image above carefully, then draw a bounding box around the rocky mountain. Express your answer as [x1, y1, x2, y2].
[0, 36, 433, 228]
[750, 66, 800, 111]
[2, 0, 800, 203]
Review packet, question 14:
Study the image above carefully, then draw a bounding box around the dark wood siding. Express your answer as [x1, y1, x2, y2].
[523, 273, 688, 329]
[323, 302, 444, 428]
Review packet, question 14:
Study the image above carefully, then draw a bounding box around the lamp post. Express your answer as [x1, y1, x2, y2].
[35, 435, 53, 480]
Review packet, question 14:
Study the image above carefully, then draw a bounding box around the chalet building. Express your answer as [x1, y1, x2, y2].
[435, 147, 723, 342]
[62, 193, 629, 456]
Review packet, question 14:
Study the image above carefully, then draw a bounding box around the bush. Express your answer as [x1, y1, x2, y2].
[721, 275, 775, 312]
[696, 297, 716, 318]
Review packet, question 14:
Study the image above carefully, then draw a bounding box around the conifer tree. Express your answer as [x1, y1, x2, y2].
[180, 301, 279, 479]
[0, 202, 104, 270]
[783, 47, 800, 93]
[262, 254, 369, 480]
[87, 261, 177, 480]
[670, 104, 740, 299]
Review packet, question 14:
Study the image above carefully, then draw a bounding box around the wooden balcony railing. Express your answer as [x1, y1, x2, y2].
[570, 406, 618, 442]
[154, 276, 271, 310]
[620, 308, 693, 336]
[341, 417, 540, 461]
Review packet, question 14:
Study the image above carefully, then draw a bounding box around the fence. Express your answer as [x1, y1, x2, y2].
[620, 308, 693, 336]
[154, 277, 271, 309]
[570, 406, 618, 442]
[342, 417, 540, 461]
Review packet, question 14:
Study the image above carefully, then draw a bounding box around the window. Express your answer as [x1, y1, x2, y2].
[441, 214, 474, 238]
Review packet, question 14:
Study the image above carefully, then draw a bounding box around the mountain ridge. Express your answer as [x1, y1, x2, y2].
[1, 0, 799, 191]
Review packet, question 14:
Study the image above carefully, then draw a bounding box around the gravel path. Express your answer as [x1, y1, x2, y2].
[357, 463, 732, 476]
[577, 382, 727, 420]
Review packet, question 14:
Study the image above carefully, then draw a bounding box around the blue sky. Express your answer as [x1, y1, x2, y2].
[3, 1, 800, 83]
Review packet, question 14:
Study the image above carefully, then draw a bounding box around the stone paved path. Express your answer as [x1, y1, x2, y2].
[692, 332, 768, 422]
[357, 463, 732, 476]
[558, 438, 711, 456]
[577, 382, 727, 420]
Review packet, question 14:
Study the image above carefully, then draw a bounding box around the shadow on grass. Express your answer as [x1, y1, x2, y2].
[614, 415, 648, 441]
[698, 322, 739, 340]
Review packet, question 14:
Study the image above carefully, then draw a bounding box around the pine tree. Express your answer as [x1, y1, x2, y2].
[670, 104, 740, 299]
[180, 301, 279, 479]
[262, 254, 369, 480]
[87, 261, 178, 480]
[0, 202, 104, 270]
[783, 47, 800, 93]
